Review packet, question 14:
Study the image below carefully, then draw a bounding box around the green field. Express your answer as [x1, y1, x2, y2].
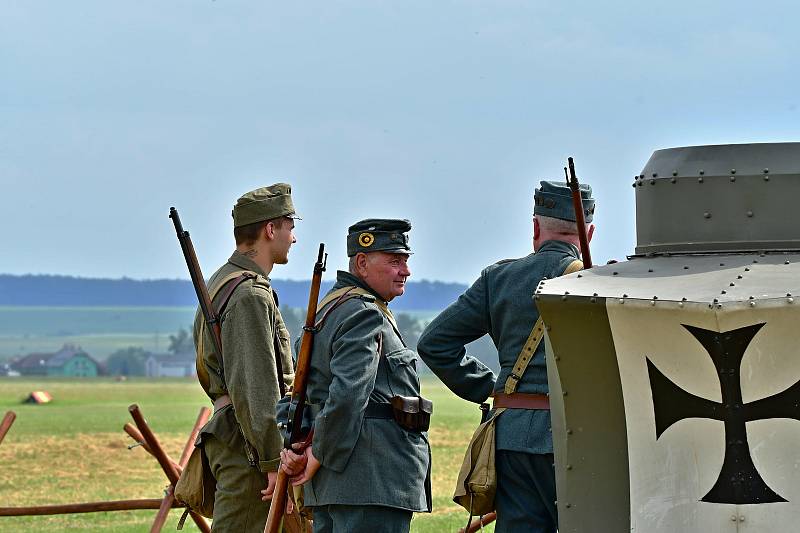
[0, 377, 493, 532]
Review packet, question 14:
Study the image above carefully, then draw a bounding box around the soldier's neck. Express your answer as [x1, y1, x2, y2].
[235, 244, 274, 277]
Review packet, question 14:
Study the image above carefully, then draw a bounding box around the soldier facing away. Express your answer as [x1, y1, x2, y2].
[416, 181, 595, 533]
[274, 219, 432, 533]
[193, 184, 299, 532]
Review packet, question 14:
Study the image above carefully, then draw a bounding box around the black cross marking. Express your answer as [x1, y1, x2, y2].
[647, 323, 800, 504]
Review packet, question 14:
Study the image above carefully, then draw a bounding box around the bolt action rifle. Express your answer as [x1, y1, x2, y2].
[169, 207, 223, 359]
[565, 157, 593, 268]
[264, 244, 327, 533]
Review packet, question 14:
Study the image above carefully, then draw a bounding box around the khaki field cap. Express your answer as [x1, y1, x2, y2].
[232, 183, 300, 228]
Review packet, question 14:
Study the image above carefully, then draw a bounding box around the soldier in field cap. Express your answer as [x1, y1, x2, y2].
[273, 218, 433, 533]
[193, 183, 300, 532]
[417, 181, 595, 533]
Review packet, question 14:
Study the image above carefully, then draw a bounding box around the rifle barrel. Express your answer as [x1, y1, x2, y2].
[566, 157, 593, 268]
[169, 207, 223, 353]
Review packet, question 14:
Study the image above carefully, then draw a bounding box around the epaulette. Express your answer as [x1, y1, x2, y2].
[495, 258, 516, 265]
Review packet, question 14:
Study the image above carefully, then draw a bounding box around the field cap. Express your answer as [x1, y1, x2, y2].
[534, 180, 595, 223]
[232, 183, 300, 228]
[347, 218, 412, 257]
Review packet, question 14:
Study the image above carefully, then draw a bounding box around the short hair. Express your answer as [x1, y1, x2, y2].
[536, 215, 583, 235]
[234, 217, 287, 246]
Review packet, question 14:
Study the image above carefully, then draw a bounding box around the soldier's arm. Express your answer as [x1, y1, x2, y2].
[222, 285, 283, 472]
[311, 303, 382, 473]
[416, 270, 496, 403]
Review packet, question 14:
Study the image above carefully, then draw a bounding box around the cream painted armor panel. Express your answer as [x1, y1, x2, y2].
[538, 256, 800, 533]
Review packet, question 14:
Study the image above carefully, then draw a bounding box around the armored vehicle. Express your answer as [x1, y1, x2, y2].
[537, 143, 800, 532]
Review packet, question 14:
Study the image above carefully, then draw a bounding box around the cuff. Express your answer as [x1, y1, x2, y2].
[259, 457, 281, 472]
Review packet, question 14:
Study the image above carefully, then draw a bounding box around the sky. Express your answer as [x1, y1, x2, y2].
[2, 1, 799, 284]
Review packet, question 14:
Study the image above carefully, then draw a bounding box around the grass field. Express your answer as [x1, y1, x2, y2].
[0, 377, 493, 532]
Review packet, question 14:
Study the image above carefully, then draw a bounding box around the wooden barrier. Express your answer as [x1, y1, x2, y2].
[129, 404, 211, 533]
[0, 405, 212, 533]
[0, 411, 16, 446]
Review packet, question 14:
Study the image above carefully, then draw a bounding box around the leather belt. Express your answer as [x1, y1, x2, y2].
[364, 402, 393, 419]
[493, 392, 550, 410]
[213, 394, 232, 413]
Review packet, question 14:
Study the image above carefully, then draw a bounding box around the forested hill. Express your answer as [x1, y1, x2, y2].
[0, 274, 468, 311]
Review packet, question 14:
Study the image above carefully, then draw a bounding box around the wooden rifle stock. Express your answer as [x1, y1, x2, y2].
[459, 512, 497, 533]
[169, 207, 223, 354]
[565, 158, 593, 268]
[264, 244, 327, 533]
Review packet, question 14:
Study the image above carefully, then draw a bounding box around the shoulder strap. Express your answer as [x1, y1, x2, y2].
[503, 258, 584, 394]
[317, 285, 402, 338]
[196, 271, 257, 394]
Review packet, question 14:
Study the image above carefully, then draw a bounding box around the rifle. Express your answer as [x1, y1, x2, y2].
[565, 157, 593, 268]
[265, 244, 327, 533]
[169, 207, 223, 357]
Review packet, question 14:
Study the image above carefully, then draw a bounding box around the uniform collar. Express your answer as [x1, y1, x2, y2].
[537, 239, 581, 258]
[227, 251, 270, 279]
[334, 270, 388, 304]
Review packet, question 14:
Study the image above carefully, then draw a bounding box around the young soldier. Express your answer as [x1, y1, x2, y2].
[416, 181, 595, 533]
[193, 184, 298, 532]
[276, 219, 432, 533]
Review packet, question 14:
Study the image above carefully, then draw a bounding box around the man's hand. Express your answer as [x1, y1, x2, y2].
[260, 471, 278, 501]
[281, 443, 321, 486]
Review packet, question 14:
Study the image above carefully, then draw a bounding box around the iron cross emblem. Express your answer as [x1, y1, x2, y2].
[647, 322, 800, 504]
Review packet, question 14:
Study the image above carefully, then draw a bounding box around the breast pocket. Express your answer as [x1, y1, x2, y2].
[384, 347, 421, 397]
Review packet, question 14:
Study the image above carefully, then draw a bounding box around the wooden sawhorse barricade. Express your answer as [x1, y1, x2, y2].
[0, 405, 212, 533]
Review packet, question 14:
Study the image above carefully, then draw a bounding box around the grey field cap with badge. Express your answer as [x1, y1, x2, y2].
[346, 218, 413, 256]
[534, 180, 595, 222]
[231, 183, 301, 228]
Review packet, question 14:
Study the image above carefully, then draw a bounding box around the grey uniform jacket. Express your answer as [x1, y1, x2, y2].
[302, 270, 431, 512]
[416, 240, 580, 455]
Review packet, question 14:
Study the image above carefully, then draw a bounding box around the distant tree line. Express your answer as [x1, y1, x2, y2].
[0, 275, 468, 311]
[105, 306, 501, 376]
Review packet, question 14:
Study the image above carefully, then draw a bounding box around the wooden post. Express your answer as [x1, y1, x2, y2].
[150, 486, 177, 533]
[0, 499, 183, 516]
[179, 407, 211, 467]
[129, 404, 211, 533]
[0, 411, 16, 446]
[123, 422, 182, 475]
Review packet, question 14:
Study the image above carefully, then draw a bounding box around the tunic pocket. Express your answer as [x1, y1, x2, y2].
[384, 348, 420, 396]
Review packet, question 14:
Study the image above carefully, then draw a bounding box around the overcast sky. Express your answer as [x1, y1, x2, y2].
[2, 1, 798, 283]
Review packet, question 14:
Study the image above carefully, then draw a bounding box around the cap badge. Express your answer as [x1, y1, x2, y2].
[358, 232, 375, 247]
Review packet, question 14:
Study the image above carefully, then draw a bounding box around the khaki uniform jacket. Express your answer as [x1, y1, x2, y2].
[302, 270, 431, 512]
[193, 251, 294, 471]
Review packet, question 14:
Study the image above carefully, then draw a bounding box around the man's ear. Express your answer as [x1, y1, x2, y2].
[263, 221, 275, 241]
[533, 217, 541, 241]
[355, 253, 369, 277]
[587, 224, 595, 243]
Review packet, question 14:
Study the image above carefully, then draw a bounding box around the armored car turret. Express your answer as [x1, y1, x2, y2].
[537, 143, 800, 532]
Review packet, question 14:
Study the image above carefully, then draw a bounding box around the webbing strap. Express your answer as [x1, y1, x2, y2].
[503, 259, 583, 394]
[317, 285, 400, 334]
[196, 270, 258, 394]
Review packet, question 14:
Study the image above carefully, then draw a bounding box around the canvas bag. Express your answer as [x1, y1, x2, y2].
[175, 443, 216, 520]
[452, 259, 583, 517]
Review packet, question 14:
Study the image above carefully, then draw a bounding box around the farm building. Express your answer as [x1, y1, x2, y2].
[11, 344, 100, 377]
[145, 351, 195, 378]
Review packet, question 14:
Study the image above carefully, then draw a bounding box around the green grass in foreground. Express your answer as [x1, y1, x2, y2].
[0, 377, 493, 532]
